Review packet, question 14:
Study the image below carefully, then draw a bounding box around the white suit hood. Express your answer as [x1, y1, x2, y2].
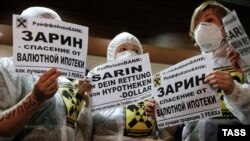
[107, 32, 143, 62]
[21, 6, 62, 21]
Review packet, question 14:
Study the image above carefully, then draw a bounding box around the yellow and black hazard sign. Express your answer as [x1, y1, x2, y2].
[124, 100, 155, 137]
[58, 82, 84, 128]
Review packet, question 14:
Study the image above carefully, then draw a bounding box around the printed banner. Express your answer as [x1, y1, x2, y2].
[153, 53, 221, 128]
[89, 53, 153, 113]
[222, 10, 250, 74]
[13, 14, 88, 80]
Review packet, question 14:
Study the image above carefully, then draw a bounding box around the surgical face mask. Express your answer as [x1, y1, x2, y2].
[115, 50, 137, 60]
[194, 22, 224, 53]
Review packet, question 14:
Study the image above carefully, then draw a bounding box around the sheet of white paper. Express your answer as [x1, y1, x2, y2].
[13, 14, 88, 80]
[222, 10, 250, 74]
[89, 53, 153, 113]
[153, 53, 221, 128]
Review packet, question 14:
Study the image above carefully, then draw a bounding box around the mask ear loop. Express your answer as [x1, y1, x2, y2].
[219, 24, 227, 45]
[215, 24, 227, 48]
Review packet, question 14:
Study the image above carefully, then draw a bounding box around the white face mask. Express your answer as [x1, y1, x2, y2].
[194, 22, 224, 53]
[115, 50, 137, 60]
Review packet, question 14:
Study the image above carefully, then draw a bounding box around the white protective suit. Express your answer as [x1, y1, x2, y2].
[87, 32, 173, 141]
[0, 7, 90, 141]
[182, 41, 245, 141]
[224, 74, 250, 124]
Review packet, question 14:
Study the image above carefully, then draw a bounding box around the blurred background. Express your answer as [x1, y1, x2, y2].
[0, 0, 249, 73]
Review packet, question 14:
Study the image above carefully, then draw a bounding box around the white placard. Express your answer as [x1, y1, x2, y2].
[13, 14, 88, 80]
[153, 53, 221, 128]
[89, 53, 153, 113]
[222, 10, 250, 74]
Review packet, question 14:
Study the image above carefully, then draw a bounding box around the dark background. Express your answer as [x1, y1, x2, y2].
[1, 0, 249, 40]
[0, 0, 249, 64]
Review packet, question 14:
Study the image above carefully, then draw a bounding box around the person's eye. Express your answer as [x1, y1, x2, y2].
[134, 49, 139, 54]
[207, 19, 213, 23]
[205, 17, 215, 23]
[119, 48, 127, 52]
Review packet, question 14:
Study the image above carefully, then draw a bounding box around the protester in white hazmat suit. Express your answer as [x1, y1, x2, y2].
[197, 2, 250, 125]
[86, 32, 174, 141]
[0, 7, 92, 141]
[145, 1, 246, 141]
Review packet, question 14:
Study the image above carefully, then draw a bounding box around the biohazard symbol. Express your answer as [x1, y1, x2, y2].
[153, 73, 161, 87]
[124, 100, 155, 137]
[59, 82, 84, 128]
[16, 17, 27, 28]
